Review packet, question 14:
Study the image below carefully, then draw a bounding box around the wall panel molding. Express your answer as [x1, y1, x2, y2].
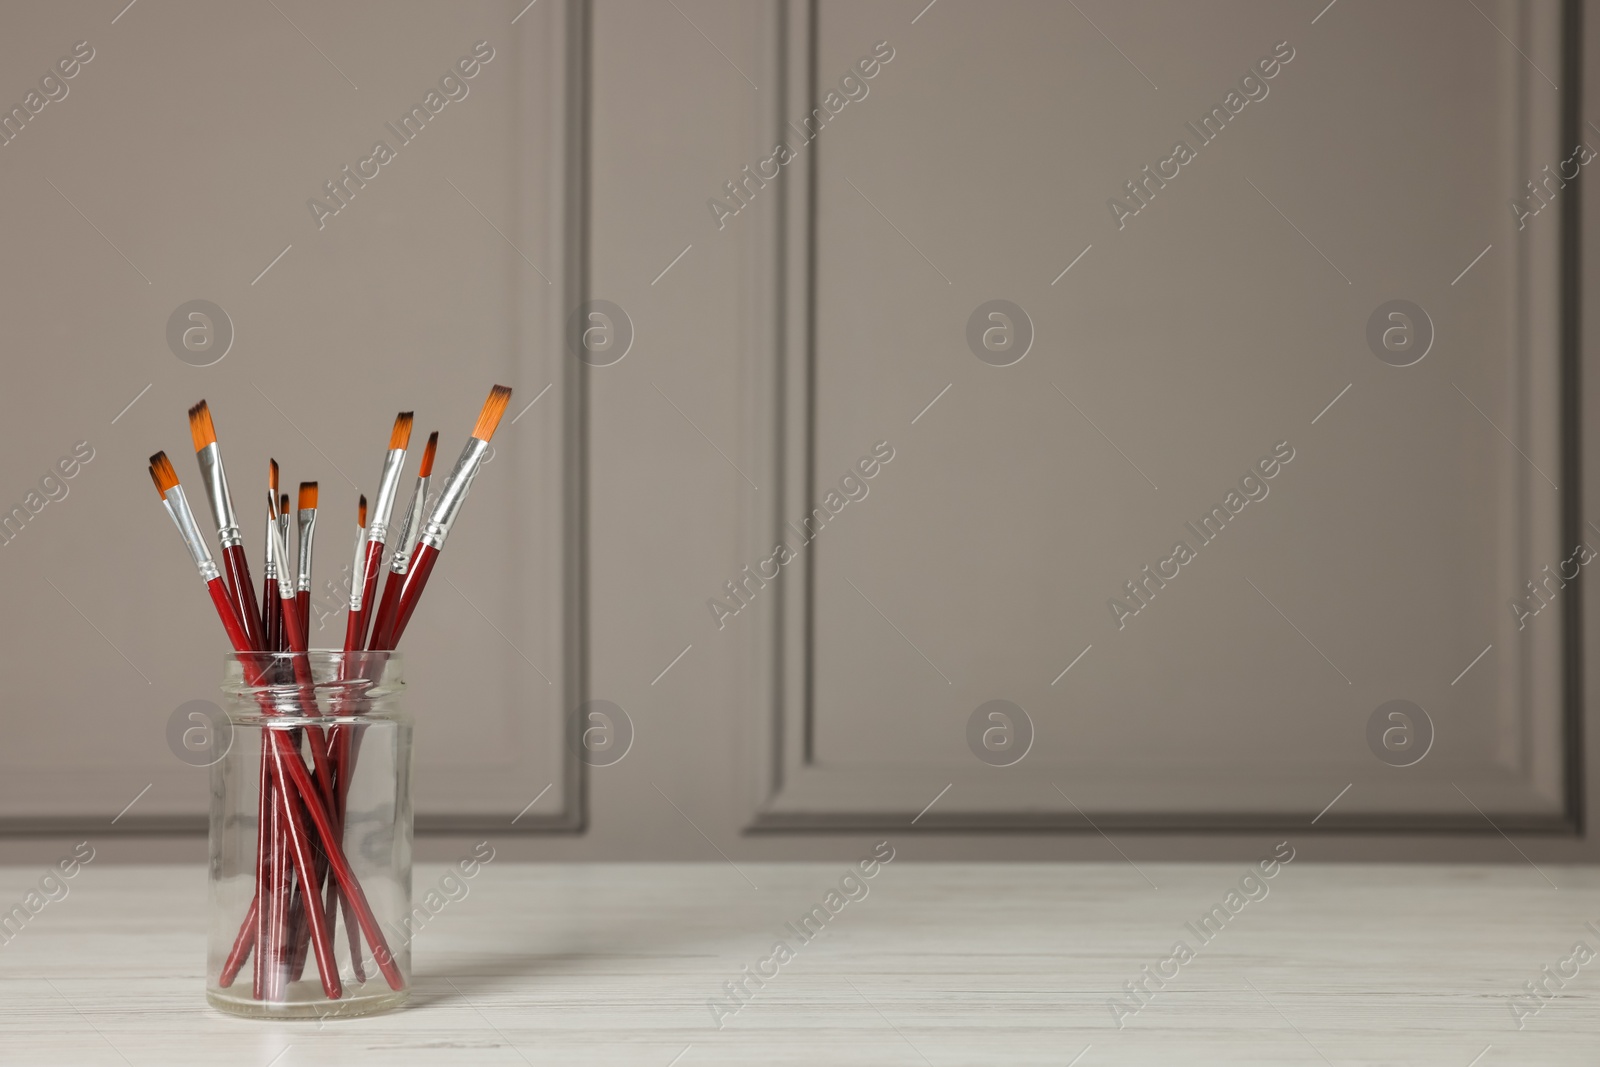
[0, 0, 590, 838]
[742, 0, 1587, 838]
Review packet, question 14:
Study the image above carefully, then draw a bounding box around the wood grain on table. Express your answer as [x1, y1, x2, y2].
[0, 861, 1594, 1065]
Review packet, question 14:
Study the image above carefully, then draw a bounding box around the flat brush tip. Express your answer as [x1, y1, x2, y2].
[358, 494, 368, 527]
[419, 431, 439, 476]
[269, 458, 279, 493]
[390, 411, 415, 450]
[298, 481, 318, 510]
[471, 384, 513, 442]
[186, 400, 216, 451]
[280, 493, 289, 515]
[149, 451, 179, 494]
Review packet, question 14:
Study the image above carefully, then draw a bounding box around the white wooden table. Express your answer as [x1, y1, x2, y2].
[0, 860, 1595, 1065]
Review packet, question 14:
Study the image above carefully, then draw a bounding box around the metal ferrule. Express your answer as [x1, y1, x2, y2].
[195, 442, 241, 548]
[296, 509, 317, 593]
[419, 438, 489, 551]
[388, 475, 429, 575]
[162, 485, 221, 583]
[347, 525, 370, 611]
[262, 511, 278, 579]
[271, 517, 297, 602]
[366, 448, 407, 546]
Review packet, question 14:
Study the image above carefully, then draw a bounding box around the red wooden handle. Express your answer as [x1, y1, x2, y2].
[267, 726, 405, 988]
[372, 542, 437, 651]
[366, 570, 405, 656]
[206, 578, 250, 652]
[263, 578, 282, 652]
[268, 733, 341, 999]
[218, 893, 256, 989]
[223, 543, 264, 650]
[341, 600, 363, 656]
[354, 539, 384, 650]
[207, 572, 281, 994]
[265, 777, 290, 999]
[213, 587, 404, 993]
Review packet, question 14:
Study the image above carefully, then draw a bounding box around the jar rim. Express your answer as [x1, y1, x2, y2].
[220, 649, 405, 696]
[223, 649, 403, 663]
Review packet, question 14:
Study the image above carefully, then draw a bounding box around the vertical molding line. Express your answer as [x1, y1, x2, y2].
[566, 0, 594, 834]
[1559, 0, 1584, 833]
[751, 0, 820, 823]
[770, 0, 792, 797]
[801, 0, 820, 768]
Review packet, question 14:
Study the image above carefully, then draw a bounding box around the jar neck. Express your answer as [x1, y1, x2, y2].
[222, 651, 403, 706]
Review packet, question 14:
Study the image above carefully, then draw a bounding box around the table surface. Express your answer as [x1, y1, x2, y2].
[0, 859, 1595, 1066]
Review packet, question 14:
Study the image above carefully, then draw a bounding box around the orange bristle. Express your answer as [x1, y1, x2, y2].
[389, 411, 415, 451]
[419, 432, 439, 477]
[150, 451, 180, 494]
[280, 493, 290, 516]
[187, 401, 216, 451]
[358, 495, 368, 528]
[471, 385, 513, 442]
[298, 482, 318, 511]
[147, 465, 163, 498]
[269, 459, 279, 495]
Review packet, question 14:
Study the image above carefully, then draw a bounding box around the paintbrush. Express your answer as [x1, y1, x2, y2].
[367, 431, 436, 653]
[263, 462, 283, 653]
[150, 453, 336, 998]
[148, 452, 249, 652]
[340, 496, 369, 653]
[348, 413, 412, 651]
[372, 387, 510, 650]
[295, 482, 317, 636]
[188, 401, 265, 651]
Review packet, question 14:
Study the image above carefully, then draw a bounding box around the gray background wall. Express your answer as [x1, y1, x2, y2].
[0, 0, 1596, 865]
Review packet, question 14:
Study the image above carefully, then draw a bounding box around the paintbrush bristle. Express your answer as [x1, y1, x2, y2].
[390, 411, 414, 450]
[419, 431, 439, 477]
[471, 385, 512, 442]
[269, 459, 279, 495]
[150, 451, 180, 494]
[280, 493, 289, 516]
[147, 465, 163, 498]
[358, 494, 367, 527]
[298, 481, 318, 510]
[187, 401, 217, 451]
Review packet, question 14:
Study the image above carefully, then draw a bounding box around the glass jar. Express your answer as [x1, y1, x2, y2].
[207, 651, 412, 1019]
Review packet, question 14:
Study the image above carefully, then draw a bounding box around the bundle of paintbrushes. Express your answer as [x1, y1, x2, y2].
[147, 385, 510, 1007]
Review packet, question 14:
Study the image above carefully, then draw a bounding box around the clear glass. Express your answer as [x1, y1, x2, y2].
[207, 651, 412, 1019]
